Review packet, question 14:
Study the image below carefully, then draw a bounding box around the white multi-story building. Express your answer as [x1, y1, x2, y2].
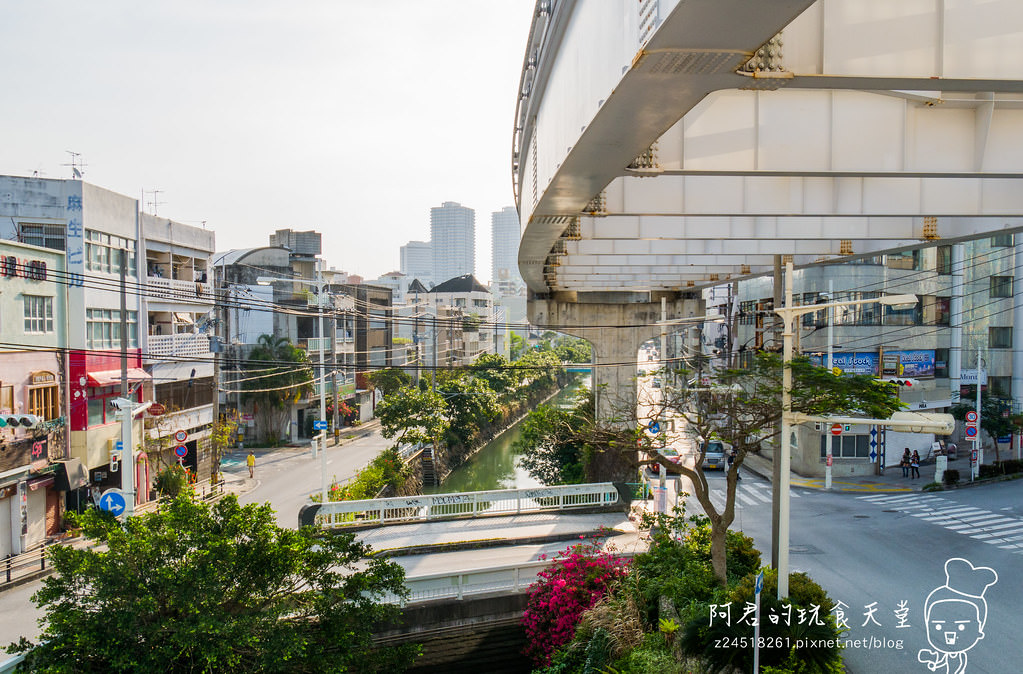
[427, 274, 495, 366]
[430, 202, 475, 284]
[400, 240, 433, 288]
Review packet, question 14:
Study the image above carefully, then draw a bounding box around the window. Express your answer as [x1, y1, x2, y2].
[934, 348, 949, 379]
[936, 245, 952, 275]
[19, 223, 65, 251]
[739, 300, 756, 326]
[932, 297, 951, 326]
[883, 303, 920, 327]
[991, 233, 1014, 247]
[23, 295, 54, 333]
[886, 250, 919, 270]
[990, 276, 1012, 298]
[988, 376, 1011, 397]
[87, 386, 117, 426]
[28, 384, 59, 420]
[990, 326, 1012, 349]
[0, 385, 13, 413]
[86, 309, 138, 349]
[820, 434, 871, 459]
[154, 378, 214, 411]
[85, 229, 137, 276]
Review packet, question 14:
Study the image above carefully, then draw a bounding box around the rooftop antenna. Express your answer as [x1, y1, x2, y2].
[62, 151, 86, 179]
[144, 189, 165, 215]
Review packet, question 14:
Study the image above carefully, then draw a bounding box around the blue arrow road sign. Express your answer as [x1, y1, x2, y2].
[648, 420, 661, 434]
[99, 489, 127, 516]
[313, 420, 328, 431]
[755, 570, 764, 595]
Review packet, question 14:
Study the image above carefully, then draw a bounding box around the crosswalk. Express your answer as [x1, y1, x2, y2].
[684, 477, 796, 513]
[856, 493, 1023, 554]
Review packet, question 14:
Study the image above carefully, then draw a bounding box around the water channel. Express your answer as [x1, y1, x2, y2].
[425, 374, 591, 494]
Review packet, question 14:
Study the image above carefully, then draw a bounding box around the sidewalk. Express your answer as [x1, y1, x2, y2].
[740, 451, 967, 493]
[356, 511, 639, 557]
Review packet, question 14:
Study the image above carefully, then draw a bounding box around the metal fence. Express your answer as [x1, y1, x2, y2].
[315, 482, 620, 528]
[382, 551, 637, 605]
[1, 541, 52, 590]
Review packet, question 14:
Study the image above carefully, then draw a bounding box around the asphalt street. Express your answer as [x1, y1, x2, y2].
[685, 472, 1023, 674]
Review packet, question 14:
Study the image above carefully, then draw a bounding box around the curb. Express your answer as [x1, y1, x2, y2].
[369, 529, 614, 558]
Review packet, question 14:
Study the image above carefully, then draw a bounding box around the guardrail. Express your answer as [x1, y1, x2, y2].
[310, 482, 620, 528]
[1, 541, 53, 590]
[384, 551, 637, 605]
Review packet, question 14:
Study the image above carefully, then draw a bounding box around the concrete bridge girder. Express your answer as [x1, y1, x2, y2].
[529, 296, 703, 425]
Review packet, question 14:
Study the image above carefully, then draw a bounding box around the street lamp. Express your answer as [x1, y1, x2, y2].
[257, 266, 331, 503]
[773, 260, 917, 600]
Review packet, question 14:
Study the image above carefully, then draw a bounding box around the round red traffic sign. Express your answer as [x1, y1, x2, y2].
[174, 444, 188, 458]
[965, 411, 978, 423]
[830, 423, 843, 436]
[174, 429, 187, 443]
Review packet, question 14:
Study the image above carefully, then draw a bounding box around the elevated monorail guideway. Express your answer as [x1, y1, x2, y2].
[514, 0, 1023, 297]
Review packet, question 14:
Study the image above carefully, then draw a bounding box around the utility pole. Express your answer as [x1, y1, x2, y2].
[770, 254, 783, 569]
[432, 313, 438, 392]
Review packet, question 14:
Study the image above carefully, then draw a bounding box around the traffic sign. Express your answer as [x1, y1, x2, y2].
[99, 489, 127, 515]
[648, 420, 661, 434]
[832, 367, 843, 376]
[826, 454, 833, 467]
[174, 444, 188, 458]
[830, 423, 843, 437]
[971, 449, 979, 463]
[174, 429, 188, 443]
[966, 411, 979, 423]
[965, 426, 978, 439]
[313, 420, 328, 431]
[755, 570, 764, 596]
[115, 440, 123, 451]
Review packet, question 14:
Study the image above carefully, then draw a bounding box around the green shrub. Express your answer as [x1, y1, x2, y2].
[679, 568, 844, 674]
[943, 469, 960, 486]
[999, 459, 1023, 474]
[608, 633, 686, 674]
[978, 463, 1001, 479]
[153, 464, 189, 498]
[922, 482, 943, 492]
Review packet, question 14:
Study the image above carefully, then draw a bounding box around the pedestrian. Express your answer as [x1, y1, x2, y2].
[911, 450, 921, 479]
[247, 450, 255, 479]
[901, 448, 912, 478]
[728, 448, 741, 480]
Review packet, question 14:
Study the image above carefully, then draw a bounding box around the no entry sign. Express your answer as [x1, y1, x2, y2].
[830, 423, 843, 436]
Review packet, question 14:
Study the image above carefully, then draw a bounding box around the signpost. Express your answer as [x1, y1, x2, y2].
[830, 423, 843, 436]
[174, 429, 188, 443]
[313, 420, 328, 431]
[753, 570, 764, 673]
[648, 420, 661, 435]
[174, 445, 188, 458]
[98, 489, 127, 516]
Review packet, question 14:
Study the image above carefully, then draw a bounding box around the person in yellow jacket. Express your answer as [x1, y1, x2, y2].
[246, 451, 255, 479]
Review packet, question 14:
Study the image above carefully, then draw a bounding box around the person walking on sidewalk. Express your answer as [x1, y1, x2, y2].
[910, 450, 921, 479]
[247, 451, 256, 479]
[901, 448, 912, 478]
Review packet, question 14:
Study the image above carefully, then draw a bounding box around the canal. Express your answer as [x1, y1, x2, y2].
[425, 375, 591, 494]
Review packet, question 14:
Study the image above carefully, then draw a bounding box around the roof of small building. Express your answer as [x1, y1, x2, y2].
[429, 274, 490, 294]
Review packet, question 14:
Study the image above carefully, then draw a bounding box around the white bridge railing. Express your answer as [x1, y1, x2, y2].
[315, 482, 620, 528]
[382, 551, 636, 605]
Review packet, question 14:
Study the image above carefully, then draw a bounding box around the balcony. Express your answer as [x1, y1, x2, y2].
[147, 333, 211, 361]
[146, 404, 214, 440]
[146, 276, 214, 305]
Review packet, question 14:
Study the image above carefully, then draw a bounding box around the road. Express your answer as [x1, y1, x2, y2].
[685, 473, 1023, 674]
[231, 426, 392, 527]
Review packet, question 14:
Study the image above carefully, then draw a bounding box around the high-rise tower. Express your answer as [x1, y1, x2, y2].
[430, 201, 475, 284]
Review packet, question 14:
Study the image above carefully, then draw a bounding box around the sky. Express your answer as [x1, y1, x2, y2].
[1, 1, 536, 283]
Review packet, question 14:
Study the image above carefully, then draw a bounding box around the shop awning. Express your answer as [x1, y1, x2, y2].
[28, 475, 54, 491]
[87, 368, 152, 387]
[55, 458, 88, 491]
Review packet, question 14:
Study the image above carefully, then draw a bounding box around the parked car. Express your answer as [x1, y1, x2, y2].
[701, 439, 731, 471]
[649, 446, 684, 475]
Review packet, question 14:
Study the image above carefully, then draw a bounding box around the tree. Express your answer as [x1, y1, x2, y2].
[951, 390, 1014, 463]
[552, 336, 592, 364]
[366, 367, 413, 397]
[516, 403, 586, 485]
[209, 417, 238, 484]
[439, 377, 500, 449]
[8, 495, 417, 673]
[374, 385, 449, 453]
[242, 334, 313, 445]
[515, 348, 563, 390]
[469, 352, 515, 394]
[653, 352, 904, 586]
[509, 332, 527, 361]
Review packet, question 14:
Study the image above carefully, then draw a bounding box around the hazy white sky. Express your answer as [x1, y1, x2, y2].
[1, 1, 535, 282]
